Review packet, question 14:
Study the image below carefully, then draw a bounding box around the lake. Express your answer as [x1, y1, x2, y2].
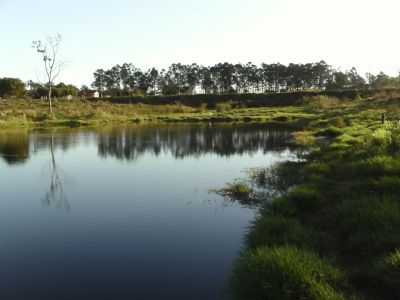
[0, 124, 295, 300]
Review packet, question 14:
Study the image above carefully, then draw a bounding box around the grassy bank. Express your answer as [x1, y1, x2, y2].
[2, 89, 399, 130]
[218, 93, 400, 299]
[92, 88, 400, 107]
[0, 98, 315, 129]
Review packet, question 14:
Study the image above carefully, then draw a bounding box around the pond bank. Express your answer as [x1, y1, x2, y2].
[0, 99, 315, 130]
[221, 95, 400, 299]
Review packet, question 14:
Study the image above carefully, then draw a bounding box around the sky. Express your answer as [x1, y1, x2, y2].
[1, 0, 400, 87]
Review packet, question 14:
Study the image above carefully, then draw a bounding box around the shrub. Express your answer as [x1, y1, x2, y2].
[246, 216, 314, 249]
[231, 246, 345, 300]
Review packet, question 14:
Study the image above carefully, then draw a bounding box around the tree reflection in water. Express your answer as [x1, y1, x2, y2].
[0, 125, 294, 211]
[97, 125, 293, 161]
[0, 131, 30, 165]
[42, 134, 70, 210]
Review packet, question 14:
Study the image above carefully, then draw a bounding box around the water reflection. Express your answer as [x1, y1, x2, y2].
[0, 131, 30, 165]
[0, 124, 294, 300]
[97, 125, 292, 161]
[42, 134, 70, 210]
[0, 125, 293, 165]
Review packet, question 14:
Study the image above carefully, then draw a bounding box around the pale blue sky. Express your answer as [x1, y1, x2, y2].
[1, 0, 400, 86]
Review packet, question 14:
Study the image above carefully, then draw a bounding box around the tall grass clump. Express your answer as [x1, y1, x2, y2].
[374, 249, 400, 298]
[356, 155, 400, 177]
[246, 216, 314, 249]
[367, 123, 400, 154]
[214, 180, 259, 206]
[336, 196, 400, 260]
[287, 184, 322, 212]
[231, 246, 345, 300]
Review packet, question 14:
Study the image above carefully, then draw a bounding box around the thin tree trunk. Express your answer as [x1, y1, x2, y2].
[48, 84, 53, 114]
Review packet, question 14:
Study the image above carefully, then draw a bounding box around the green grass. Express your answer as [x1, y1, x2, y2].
[231, 246, 346, 300]
[214, 92, 400, 300]
[0, 98, 315, 129]
[246, 216, 315, 249]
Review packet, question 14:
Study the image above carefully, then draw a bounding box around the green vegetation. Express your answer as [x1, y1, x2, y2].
[217, 90, 400, 299]
[232, 246, 346, 300]
[0, 99, 198, 128]
[375, 249, 400, 298]
[246, 216, 314, 250]
[214, 180, 256, 206]
[0, 78, 26, 98]
[0, 96, 311, 128]
[3, 88, 400, 129]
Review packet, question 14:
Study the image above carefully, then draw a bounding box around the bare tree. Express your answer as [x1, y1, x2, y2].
[32, 34, 63, 114]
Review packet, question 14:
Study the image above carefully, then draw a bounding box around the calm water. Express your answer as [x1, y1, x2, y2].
[0, 124, 294, 300]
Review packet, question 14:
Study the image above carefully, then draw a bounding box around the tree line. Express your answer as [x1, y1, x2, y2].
[0, 79, 79, 99]
[1, 62, 400, 99]
[92, 61, 400, 97]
